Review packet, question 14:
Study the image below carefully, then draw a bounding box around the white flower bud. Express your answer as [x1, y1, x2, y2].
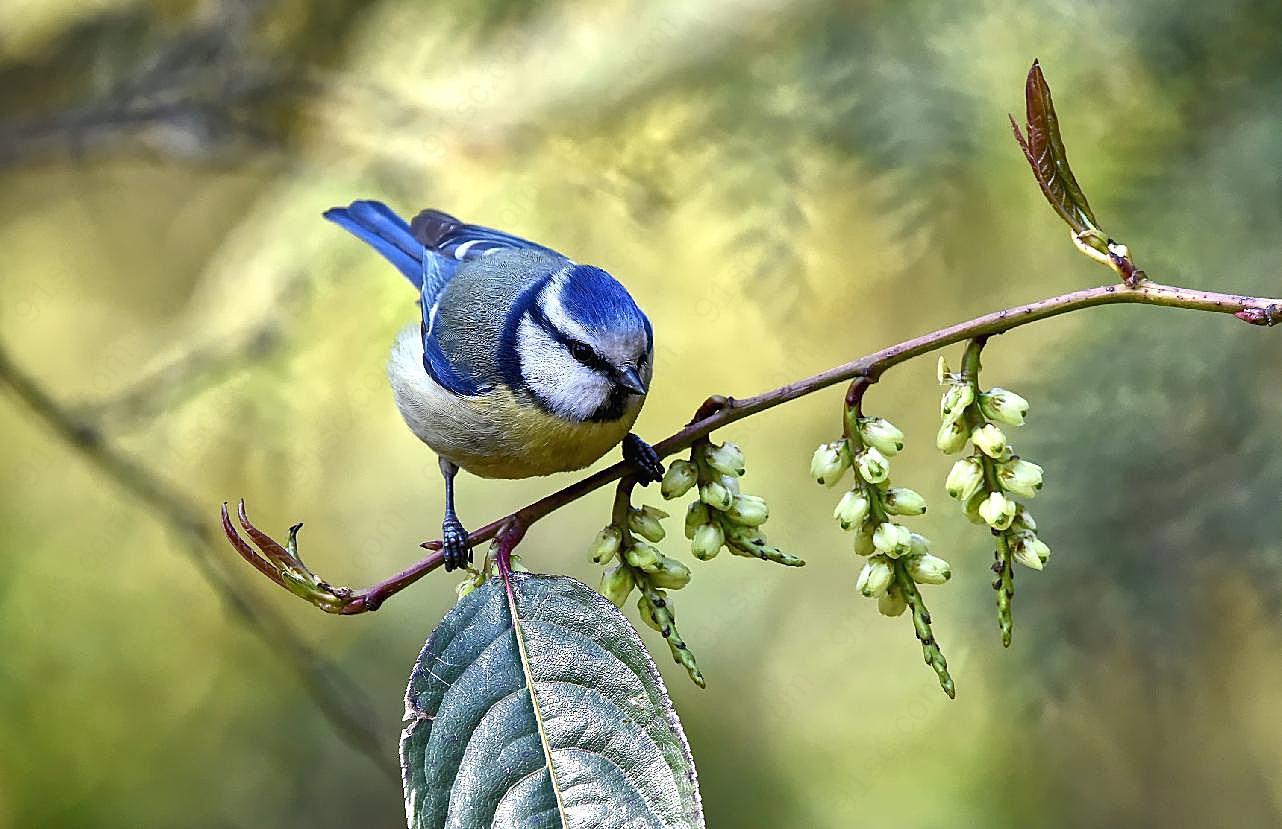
[883, 487, 927, 516]
[728, 494, 769, 526]
[856, 554, 895, 598]
[978, 491, 1017, 531]
[703, 442, 746, 476]
[1009, 531, 1050, 570]
[1011, 506, 1037, 533]
[718, 473, 741, 496]
[684, 501, 710, 539]
[588, 526, 623, 564]
[945, 457, 985, 501]
[649, 556, 692, 590]
[940, 382, 975, 424]
[878, 585, 908, 617]
[600, 565, 634, 607]
[872, 521, 912, 558]
[936, 356, 951, 385]
[998, 458, 1044, 499]
[660, 459, 698, 499]
[858, 417, 905, 457]
[936, 419, 968, 454]
[690, 522, 724, 560]
[699, 481, 734, 511]
[853, 524, 876, 557]
[810, 441, 850, 487]
[624, 541, 663, 572]
[979, 388, 1029, 426]
[909, 532, 931, 557]
[970, 423, 1008, 459]
[627, 506, 668, 543]
[906, 553, 951, 585]
[856, 447, 890, 484]
[833, 489, 870, 530]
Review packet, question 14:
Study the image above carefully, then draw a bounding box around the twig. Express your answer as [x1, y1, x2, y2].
[0, 342, 398, 780]
[228, 277, 1281, 614]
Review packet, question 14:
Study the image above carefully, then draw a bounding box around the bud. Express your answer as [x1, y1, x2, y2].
[699, 481, 734, 511]
[455, 578, 478, 601]
[637, 596, 662, 631]
[936, 419, 968, 454]
[970, 423, 1008, 459]
[718, 473, 741, 497]
[1011, 506, 1037, 533]
[728, 494, 769, 526]
[963, 490, 988, 525]
[624, 542, 662, 573]
[684, 501, 710, 539]
[833, 489, 870, 530]
[936, 356, 951, 385]
[1009, 531, 1050, 570]
[977, 491, 1017, 531]
[883, 487, 927, 516]
[858, 417, 905, 457]
[997, 458, 1044, 499]
[660, 459, 698, 499]
[855, 447, 890, 484]
[940, 382, 975, 424]
[810, 441, 849, 486]
[588, 526, 622, 564]
[856, 555, 895, 598]
[945, 457, 985, 501]
[872, 521, 912, 558]
[628, 506, 668, 543]
[906, 553, 951, 585]
[853, 524, 877, 557]
[979, 387, 1029, 426]
[600, 565, 634, 607]
[703, 442, 746, 476]
[690, 522, 724, 560]
[908, 532, 931, 557]
[649, 556, 693, 590]
[878, 585, 908, 617]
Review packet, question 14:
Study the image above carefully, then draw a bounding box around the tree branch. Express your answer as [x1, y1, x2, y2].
[226, 277, 1281, 614]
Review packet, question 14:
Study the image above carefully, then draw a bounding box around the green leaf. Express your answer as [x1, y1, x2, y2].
[401, 572, 704, 829]
[1010, 60, 1103, 241]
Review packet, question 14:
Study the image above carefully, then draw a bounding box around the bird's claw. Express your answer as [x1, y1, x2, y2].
[623, 433, 665, 485]
[221, 500, 354, 613]
[441, 515, 472, 572]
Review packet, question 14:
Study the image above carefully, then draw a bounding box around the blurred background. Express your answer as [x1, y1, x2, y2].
[2, 0, 1281, 826]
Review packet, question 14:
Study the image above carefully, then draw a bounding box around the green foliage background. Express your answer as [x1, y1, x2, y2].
[1, 1, 1281, 826]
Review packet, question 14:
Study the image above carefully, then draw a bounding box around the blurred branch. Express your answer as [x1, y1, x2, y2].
[228, 277, 1282, 614]
[0, 341, 398, 781]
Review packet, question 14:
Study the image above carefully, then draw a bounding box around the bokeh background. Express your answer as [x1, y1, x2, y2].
[2, 1, 1282, 826]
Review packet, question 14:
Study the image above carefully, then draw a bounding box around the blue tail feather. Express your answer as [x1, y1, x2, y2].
[324, 200, 426, 289]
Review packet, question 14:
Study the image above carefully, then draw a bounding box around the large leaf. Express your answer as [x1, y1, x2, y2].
[401, 573, 704, 829]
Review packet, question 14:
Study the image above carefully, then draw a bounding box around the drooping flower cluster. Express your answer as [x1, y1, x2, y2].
[938, 348, 1050, 646]
[814, 403, 954, 697]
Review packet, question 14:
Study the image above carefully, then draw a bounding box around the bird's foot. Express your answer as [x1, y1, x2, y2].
[441, 514, 472, 572]
[623, 433, 665, 485]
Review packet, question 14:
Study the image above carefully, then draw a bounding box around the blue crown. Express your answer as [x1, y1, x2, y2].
[558, 265, 652, 343]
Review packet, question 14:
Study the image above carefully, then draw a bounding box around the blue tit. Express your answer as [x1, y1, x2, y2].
[324, 200, 664, 570]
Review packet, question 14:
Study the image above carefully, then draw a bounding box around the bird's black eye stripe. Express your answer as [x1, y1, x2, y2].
[528, 304, 611, 371]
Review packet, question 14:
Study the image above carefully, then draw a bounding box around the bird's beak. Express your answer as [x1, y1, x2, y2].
[617, 366, 647, 395]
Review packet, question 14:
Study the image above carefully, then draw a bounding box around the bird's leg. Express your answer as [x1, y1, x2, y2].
[438, 456, 471, 571]
[622, 433, 664, 485]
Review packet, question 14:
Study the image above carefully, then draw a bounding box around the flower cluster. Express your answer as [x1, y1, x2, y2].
[938, 347, 1050, 646]
[663, 440, 803, 567]
[814, 402, 954, 697]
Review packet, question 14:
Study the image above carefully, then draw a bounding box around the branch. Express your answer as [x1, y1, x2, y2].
[227, 278, 1281, 614]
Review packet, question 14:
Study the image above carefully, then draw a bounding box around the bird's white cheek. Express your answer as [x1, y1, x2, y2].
[516, 318, 610, 421]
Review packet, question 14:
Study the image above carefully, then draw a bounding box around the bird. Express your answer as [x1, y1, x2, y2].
[323, 200, 663, 571]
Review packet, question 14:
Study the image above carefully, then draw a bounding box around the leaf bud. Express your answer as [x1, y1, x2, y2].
[684, 501, 710, 539]
[699, 481, 734, 511]
[936, 419, 968, 454]
[588, 526, 622, 564]
[883, 487, 927, 516]
[728, 494, 769, 527]
[978, 491, 1017, 531]
[940, 382, 976, 424]
[703, 442, 746, 476]
[872, 521, 913, 558]
[649, 556, 693, 590]
[970, 423, 1008, 459]
[857, 417, 905, 457]
[945, 457, 985, 501]
[624, 541, 663, 573]
[979, 387, 1029, 426]
[660, 459, 698, 499]
[878, 585, 908, 617]
[810, 441, 850, 487]
[600, 565, 634, 607]
[690, 522, 725, 560]
[997, 458, 1044, 499]
[855, 446, 890, 484]
[833, 489, 870, 530]
[856, 554, 895, 598]
[906, 553, 951, 585]
[627, 505, 668, 543]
